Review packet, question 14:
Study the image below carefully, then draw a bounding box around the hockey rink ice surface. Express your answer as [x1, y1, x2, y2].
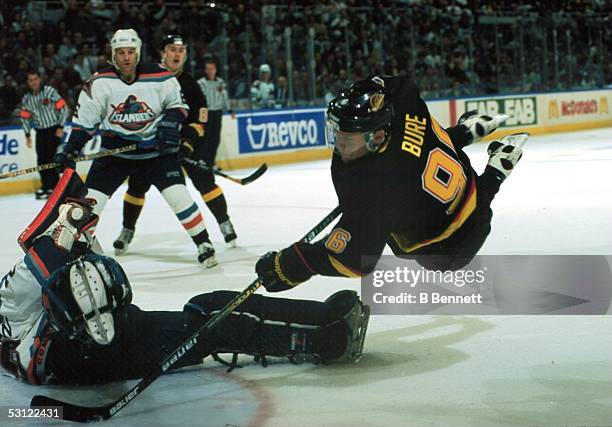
[0, 128, 611, 427]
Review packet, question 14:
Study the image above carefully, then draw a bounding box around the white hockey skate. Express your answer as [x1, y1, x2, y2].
[486, 132, 528, 181]
[113, 227, 134, 256]
[459, 111, 510, 143]
[198, 241, 218, 268]
[219, 220, 237, 248]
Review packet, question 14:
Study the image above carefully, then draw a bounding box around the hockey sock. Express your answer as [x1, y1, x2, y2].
[122, 192, 145, 230]
[160, 184, 209, 245]
[83, 189, 110, 236]
[201, 185, 229, 224]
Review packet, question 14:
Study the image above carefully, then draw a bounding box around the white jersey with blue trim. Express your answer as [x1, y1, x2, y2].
[72, 63, 188, 159]
[0, 261, 46, 374]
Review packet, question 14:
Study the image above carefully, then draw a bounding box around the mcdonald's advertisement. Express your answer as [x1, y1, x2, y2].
[546, 92, 610, 123]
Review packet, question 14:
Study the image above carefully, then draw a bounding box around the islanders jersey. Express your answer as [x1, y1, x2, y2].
[289, 76, 478, 278]
[70, 63, 188, 159]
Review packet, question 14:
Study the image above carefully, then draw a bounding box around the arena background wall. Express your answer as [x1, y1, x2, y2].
[2, 89, 611, 196]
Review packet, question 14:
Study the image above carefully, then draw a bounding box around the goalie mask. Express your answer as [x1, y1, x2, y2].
[43, 254, 132, 346]
[110, 29, 142, 69]
[325, 76, 394, 162]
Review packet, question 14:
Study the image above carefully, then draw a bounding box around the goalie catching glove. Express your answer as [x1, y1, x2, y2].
[256, 245, 315, 292]
[37, 198, 99, 252]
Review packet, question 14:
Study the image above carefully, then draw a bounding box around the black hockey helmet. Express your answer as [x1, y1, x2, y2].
[43, 254, 133, 346]
[326, 76, 393, 133]
[325, 76, 394, 157]
[160, 34, 186, 51]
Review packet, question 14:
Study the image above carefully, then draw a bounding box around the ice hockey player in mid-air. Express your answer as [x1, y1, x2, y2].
[0, 170, 370, 385]
[53, 29, 217, 267]
[256, 75, 526, 292]
[113, 34, 238, 259]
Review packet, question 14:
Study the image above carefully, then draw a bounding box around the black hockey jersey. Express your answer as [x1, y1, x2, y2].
[293, 76, 477, 277]
[176, 71, 207, 126]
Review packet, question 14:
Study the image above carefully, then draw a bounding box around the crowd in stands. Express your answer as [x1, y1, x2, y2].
[1, 0, 611, 120]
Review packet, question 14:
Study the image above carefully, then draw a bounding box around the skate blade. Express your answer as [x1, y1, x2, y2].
[201, 256, 218, 268]
[502, 132, 529, 148]
[492, 113, 510, 125]
[113, 246, 128, 256]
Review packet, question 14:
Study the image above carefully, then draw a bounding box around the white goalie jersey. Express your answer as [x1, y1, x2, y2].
[0, 261, 46, 376]
[71, 63, 188, 158]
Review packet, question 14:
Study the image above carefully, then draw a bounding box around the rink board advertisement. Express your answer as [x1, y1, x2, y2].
[0, 126, 32, 178]
[454, 88, 612, 133]
[235, 108, 326, 154]
[361, 255, 612, 315]
[0, 126, 39, 194]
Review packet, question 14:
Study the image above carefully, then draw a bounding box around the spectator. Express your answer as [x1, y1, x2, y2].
[0, 74, 19, 117]
[275, 75, 289, 108]
[57, 35, 77, 63]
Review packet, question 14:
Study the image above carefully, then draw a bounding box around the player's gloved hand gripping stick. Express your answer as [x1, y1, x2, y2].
[30, 206, 342, 422]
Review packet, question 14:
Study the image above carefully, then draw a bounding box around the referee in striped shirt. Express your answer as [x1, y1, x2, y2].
[196, 58, 235, 166]
[20, 70, 69, 199]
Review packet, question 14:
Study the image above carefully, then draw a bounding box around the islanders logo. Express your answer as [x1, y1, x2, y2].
[109, 95, 156, 131]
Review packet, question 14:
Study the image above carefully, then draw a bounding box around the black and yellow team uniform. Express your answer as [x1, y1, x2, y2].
[269, 75, 504, 284]
[122, 70, 233, 231]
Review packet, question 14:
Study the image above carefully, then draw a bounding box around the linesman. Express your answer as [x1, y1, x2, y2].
[196, 57, 235, 166]
[19, 70, 69, 199]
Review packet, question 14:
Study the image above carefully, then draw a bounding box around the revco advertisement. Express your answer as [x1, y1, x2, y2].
[236, 108, 326, 154]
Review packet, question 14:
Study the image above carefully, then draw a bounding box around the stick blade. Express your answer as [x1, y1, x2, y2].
[31, 394, 110, 422]
[240, 163, 268, 185]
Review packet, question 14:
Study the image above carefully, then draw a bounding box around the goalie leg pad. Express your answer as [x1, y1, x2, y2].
[184, 290, 370, 365]
[185, 292, 322, 361]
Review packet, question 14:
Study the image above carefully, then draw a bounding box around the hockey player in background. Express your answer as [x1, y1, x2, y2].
[255, 75, 525, 292]
[113, 35, 237, 259]
[53, 29, 217, 266]
[250, 64, 275, 109]
[0, 170, 370, 385]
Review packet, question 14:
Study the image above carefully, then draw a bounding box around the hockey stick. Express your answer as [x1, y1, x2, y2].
[182, 157, 267, 185]
[31, 205, 342, 422]
[0, 144, 138, 180]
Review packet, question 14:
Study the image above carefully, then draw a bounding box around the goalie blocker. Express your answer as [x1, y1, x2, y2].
[0, 173, 370, 385]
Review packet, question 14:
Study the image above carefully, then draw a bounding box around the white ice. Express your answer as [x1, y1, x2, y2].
[0, 128, 611, 426]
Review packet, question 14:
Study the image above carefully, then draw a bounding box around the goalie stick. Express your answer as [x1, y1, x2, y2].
[30, 205, 342, 422]
[181, 158, 267, 185]
[0, 144, 138, 180]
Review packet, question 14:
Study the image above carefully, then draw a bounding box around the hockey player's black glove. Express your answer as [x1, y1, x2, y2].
[157, 119, 181, 156]
[178, 123, 204, 159]
[53, 142, 79, 173]
[256, 246, 314, 292]
[179, 138, 195, 159]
